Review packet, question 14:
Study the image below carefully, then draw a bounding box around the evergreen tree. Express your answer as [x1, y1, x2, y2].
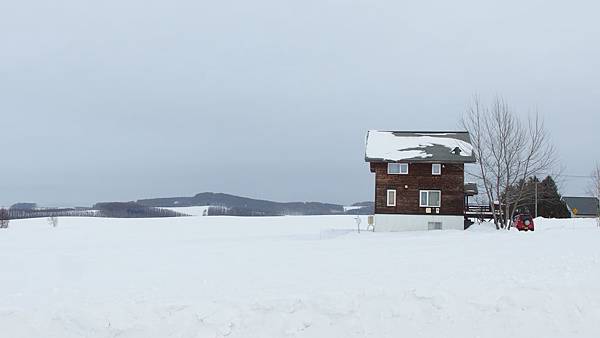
[510, 176, 570, 218]
[537, 176, 570, 218]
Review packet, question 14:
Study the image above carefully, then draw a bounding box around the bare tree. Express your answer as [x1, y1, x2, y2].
[47, 216, 59, 227]
[462, 96, 556, 229]
[0, 208, 9, 229]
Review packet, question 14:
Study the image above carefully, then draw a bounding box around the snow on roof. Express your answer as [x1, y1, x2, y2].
[365, 131, 476, 163]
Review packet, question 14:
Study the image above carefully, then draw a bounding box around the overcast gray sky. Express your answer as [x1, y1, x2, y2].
[1, 0, 599, 207]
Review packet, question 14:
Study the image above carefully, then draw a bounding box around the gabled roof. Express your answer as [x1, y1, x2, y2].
[562, 196, 599, 216]
[365, 131, 476, 163]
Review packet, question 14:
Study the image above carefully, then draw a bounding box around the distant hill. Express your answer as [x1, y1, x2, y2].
[93, 202, 187, 218]
[137, 192, 373, 216]
[10, 203, 38, 210]
[344, 201, 375, 215]
[350, 201, 374, 207]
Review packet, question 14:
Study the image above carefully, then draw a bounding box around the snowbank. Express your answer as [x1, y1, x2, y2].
[1, 216, 598, 337]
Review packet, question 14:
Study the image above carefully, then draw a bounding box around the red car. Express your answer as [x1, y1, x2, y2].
[514, 214, 535, 231]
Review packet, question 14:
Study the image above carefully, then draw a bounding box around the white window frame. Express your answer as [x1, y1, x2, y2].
[388, 163, 408, 175]
[420, 190, 441, 208]
[386, 189, 396, 207]
[432, 163, 441, 175]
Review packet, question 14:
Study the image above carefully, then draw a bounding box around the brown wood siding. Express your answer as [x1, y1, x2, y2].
[371, 162, 465, 215]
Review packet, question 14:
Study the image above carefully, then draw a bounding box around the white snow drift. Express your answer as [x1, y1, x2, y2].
[0, 216, 599, 338]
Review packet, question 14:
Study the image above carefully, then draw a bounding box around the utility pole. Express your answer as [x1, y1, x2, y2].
[535, 180, 538, 218]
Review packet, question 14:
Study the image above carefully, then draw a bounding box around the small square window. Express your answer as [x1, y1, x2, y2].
[387, 189, 396, 207]
[432, 163, 441, 175]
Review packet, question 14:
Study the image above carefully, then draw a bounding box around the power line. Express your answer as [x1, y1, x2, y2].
[556, 174, 594, 179]
[466, 172, 594, 179]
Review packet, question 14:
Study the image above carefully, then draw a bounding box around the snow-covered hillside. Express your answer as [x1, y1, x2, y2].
[164, 206, 211, 216]
[1, 216, 599, 338]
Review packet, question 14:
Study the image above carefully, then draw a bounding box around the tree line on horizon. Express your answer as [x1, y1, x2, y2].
[0, 202, 187, 227]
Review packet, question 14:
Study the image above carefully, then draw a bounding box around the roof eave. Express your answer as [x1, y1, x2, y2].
[365, 157, 477, 164]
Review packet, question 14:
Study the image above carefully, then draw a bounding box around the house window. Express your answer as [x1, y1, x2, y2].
[388, 163, 408, 175]
[432, 163, 441, 175]
[420, 190, 441, 208]
[387, 189, 396, 207]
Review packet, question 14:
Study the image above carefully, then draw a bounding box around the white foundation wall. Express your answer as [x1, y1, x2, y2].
[374, 214, 464, 231]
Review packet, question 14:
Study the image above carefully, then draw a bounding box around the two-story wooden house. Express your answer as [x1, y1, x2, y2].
[365, 131, 476, 231]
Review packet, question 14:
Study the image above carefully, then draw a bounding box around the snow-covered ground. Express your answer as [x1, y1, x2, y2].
[164, 206, 210, 216]
[1, 216, 599, 338]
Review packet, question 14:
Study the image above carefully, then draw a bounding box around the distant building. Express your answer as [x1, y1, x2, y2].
[365, 131, 476, 231]
[562, 196, 599, 218]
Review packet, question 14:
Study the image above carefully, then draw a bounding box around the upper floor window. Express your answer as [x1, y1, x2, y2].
[432, 163, 441, 175]
[420, 190, 441, 208]
[388, 163, 408, 175]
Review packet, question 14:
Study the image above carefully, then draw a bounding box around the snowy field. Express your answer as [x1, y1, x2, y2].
[1, 216, 599, 338]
